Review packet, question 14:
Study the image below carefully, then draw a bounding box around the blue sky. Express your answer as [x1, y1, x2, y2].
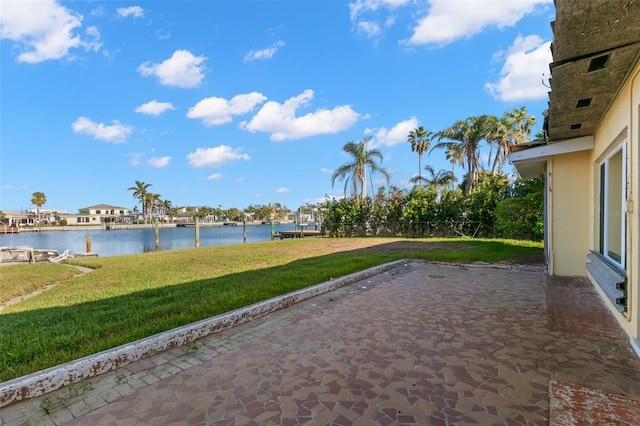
[1, 0, 554, 214]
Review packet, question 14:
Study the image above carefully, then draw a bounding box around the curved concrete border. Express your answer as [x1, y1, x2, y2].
[0, 259, 407, 408]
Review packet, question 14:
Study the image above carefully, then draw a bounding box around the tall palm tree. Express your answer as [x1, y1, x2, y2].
[145, 192, 161, 221]
[128, 181, 152, 222]
[432, 115, 494, 193]
[488, 107, 537, 173]
[486, 115, 511, 173]
[331, 137, 390, 202]
[161, 199, 172, 220]
[407, 126, 432, 187]
[30, 191, 47, 228]
[444, 142, 464, 189]
[506, 106, 536, 143]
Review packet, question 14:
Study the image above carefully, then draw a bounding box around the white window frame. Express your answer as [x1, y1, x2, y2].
[600, 142, 628, 269]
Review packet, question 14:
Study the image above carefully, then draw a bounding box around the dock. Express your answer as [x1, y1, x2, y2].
[0, 226, 19, 234]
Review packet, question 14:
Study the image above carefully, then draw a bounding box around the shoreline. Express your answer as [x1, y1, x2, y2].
[6, 221, 294, 233]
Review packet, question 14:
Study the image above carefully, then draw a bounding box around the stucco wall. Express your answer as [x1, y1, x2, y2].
[590, 61, 640, 338]
[549, 150, 592, 276]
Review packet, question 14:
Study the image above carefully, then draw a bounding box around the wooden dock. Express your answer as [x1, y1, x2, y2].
[0, 226, 19, 234]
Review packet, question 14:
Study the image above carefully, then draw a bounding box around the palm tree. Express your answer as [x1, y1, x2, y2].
[30, 191, 47, 228]
[413, 165, 455, 191]
[128, 180, 151, 222]
[145, 192, 161, 221]
[488, 107, 537, 173]
[432, 115, 494, 193]
[331, 137, 390, 202]
[444, 142, 464, 189]
[407, 126, 432, 187]
[506, 106, 536, 143]
[161, 199, 172, 221]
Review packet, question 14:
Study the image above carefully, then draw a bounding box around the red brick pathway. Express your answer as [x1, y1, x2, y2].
[3, 262, 639, 425]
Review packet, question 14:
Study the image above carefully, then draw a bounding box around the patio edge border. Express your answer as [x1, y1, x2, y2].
[0, 259, 408, 408]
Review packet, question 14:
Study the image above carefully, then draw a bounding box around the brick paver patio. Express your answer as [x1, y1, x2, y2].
[2, 261, 640, 425]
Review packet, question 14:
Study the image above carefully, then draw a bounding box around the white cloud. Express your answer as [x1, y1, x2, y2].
[242, 90, 360, 141]
[304, 196, 330, 205]
[206, 173, 223, 180]
[128, 152, 143, 166]
[117, 6, 144, 18]
[156, 29, 171, 40]
[349, 0, 410, 39]
[187, 92, 267, 126]
[349, 0, 410, 21]
[485, 35, 552, 102]
[135, 100, 176, 116]
[137, 50, 206, 88]
[320, 167, 334, 174]
[0, 0, 101, 63]
[72, 117, 133, 143]
[405, 0, 551, 46]
[276, 187, 291, 193]
[186, 145, 251, 168]
[356, 21, 382, 38]
[244, 41, 285, 62]
[2, 184, 28, 190]
[368, 116, 419, 148]
[90, 5, 105, 16]
[148, 156, 171, 168]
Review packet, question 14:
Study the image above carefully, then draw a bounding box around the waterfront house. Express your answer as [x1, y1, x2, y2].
[508, 0, 640, 353]
[75, 204, 134, 225]
[0, 210, 33, 227]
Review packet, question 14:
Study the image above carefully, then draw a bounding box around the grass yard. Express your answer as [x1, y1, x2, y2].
[0, 238, 543, 382]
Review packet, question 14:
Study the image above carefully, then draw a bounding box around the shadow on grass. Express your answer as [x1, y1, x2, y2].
[0, 240, 543, 382]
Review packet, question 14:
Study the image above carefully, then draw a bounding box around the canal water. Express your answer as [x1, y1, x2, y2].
[0, 224, 296, 258]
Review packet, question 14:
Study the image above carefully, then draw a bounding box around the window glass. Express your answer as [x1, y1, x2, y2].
[599, 145, 627, 268]
[606, 150, 623, 262]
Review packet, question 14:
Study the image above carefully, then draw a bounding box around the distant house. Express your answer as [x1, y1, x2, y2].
[0, 210, 33, 227]
[73, 204, 134, 225]
[508, 1, 640, 353]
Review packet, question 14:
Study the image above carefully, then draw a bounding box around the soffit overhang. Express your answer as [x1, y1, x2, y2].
[547, 0, 640, 142]
[508, 135, 594, 179]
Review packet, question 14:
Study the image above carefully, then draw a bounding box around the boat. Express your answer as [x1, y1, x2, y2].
[0, 246, 62, 264]
[48, 249, 73, 264]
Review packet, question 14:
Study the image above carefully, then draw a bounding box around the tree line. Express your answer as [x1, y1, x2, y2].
[127, 180, 292, 223]
[11, 107, 542, 239]
[324, 107, 543, 241]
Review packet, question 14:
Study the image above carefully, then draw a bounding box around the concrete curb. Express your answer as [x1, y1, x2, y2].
[0, 259, 407, 408]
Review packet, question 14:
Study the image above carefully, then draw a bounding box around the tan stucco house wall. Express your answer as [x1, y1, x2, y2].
[547, 151, 592, 276]
[584, 60, 639, 337]
[509, 0, 640, 348]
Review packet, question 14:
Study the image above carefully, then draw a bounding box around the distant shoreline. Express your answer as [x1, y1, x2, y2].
[11, 221, 293, 233]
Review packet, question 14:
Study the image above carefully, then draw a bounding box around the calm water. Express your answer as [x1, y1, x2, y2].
[0, 224, 296, 258]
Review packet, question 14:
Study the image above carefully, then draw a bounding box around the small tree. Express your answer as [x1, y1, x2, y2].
[30, 191, 47, 228]
[331, 137, 390, 203]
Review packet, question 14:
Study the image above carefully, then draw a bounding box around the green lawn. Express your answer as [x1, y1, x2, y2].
[0, 238, 543, 382]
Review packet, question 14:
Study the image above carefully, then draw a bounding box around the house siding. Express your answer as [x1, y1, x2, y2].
[548, 150, 592, 276]
[589, 61, 640, 338]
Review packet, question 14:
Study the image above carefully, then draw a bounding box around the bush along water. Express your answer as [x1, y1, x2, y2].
[320, 173, 543, 241]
